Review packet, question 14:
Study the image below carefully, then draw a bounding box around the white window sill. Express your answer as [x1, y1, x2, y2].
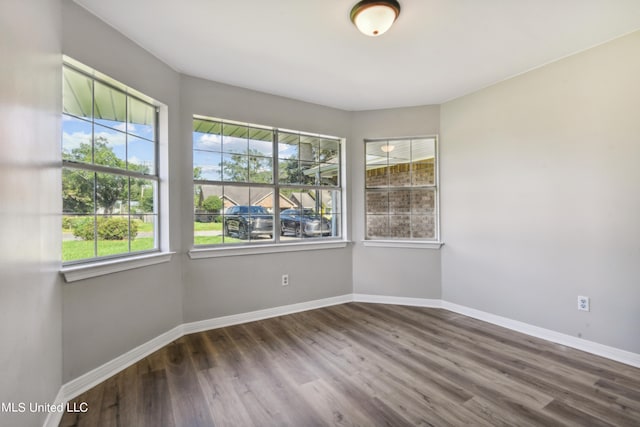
[362, 240, 444, 249]
[61, 252, 175, 283]
[189, 240, 350, 259]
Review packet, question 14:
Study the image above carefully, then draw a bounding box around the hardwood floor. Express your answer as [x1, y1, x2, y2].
[60, 303, 640, 426]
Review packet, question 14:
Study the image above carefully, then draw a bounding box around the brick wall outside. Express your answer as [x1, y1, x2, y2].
[365, 158, 436, 239]
[366, 158, 435, 187]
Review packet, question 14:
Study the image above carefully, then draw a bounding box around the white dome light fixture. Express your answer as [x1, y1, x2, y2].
[350, 0, 401, 37]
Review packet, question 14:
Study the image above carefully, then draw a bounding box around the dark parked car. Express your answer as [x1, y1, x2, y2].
[280, 208, 331, 237]
[223, 205, 273, 239]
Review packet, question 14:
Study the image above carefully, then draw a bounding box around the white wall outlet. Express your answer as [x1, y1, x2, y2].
[577, 296, 590, 311]
[282, 274, 289, 286]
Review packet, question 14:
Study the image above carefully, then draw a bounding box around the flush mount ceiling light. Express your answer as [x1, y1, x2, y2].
[350, 0, 401, 37]
[381, 144, 395, 153]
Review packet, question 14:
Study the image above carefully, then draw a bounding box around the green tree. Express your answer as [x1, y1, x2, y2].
[193, 166, 203, 180]
[63, 168, 93, 214]
[222, 149, 272, 183]
[63, 137, 135, 215]
[202, 195, 222, 212]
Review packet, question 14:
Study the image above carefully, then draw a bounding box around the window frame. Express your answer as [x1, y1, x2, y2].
[61, 58, 163, 267]
[191, 115, 346, 251]
[364, 135, 442, 246]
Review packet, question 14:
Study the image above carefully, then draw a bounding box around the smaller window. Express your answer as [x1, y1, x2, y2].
[365, 137, 439, 241]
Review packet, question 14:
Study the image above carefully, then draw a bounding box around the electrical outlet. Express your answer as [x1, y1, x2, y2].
[577, 296, 589, 311]
[282, 274, 289, 286]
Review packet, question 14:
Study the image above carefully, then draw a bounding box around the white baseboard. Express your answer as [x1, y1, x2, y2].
[353, 293, 441, 308]
[183, 294, 354, 334]
[42, 388, 66, 427]
[47, 293, 640, 426]
[441, 301, 640, 369]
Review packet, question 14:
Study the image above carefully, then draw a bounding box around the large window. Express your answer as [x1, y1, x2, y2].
[365, 137, 439, 240]
[62, 63, 159, 263]
[193, 116, 342, 246]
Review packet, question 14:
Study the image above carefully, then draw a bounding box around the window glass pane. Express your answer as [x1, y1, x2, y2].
[63, 67, 93, 119]
[411, 188, 435, 214]
[62, 215, 96, 262]
[193, 130, 221, 152]
[130, 178, 155, 215]
[133, 217, 156, 252]
[317, 138, 339, 163]
[128, 97, 155, 141]
[366, 190, 388, 215]
[367, 215, 389, 239]
[221, 186, 274, 243]
[94, 81, 126, 130]
[319, 189, 341, 238]
[411, 138, 436, 186]
[300, 161, 318, 185]
[366, 141, 389, 188]
[63, 168, 94, 214]
[62, 115, 93, 162]
[412, 158, 436, 186]
[366, 140, 389, 161]
[387, 140, 412, 187]
[389, 189, 411, 214]
[328, 212, 341, 237]
[222, 153, 248, 182]
[278, 132, 299, 160]
[95, 172, 128, 215]
[193, 118, 222, 135]
[249, 156, 273, 184]
[249, 128, 273, 156]
[319, 163, 339, 186]
[389, 215, 411, 238]
[194, 184, 226, 245]
[222, 123, 248, 154]
[411, 214, 435, 239]
[128, 134, 155, 174]
[366, 163, 388, 188]
[194, 150, 222, 181]
[96, 215, 131, 257]
[279, 189, 337, 240]
[319, 188, 340, 211]
[299, 136, 316, 162]
[94, 124, 126, 169]
[278, 158, 300, 184]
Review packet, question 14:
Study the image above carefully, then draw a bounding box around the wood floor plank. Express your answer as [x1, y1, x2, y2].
[164, 340, 215, 427]
[59, 303, 640, 426]
[140, 369, 174, 427]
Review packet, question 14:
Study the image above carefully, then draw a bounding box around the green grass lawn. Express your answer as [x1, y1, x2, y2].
[63, 237, 155, 262]
[194, 221, 222, 231]
[193, 235, 241, 245]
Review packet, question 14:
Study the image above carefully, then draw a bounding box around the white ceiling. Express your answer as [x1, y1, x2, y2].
[74, 0, 640, 111]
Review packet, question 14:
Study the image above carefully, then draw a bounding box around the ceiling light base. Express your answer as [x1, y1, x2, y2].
[350, 0, 401, 37]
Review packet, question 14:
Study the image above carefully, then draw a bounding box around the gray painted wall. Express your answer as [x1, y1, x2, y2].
[351, 106, 442, 298]
[0, 0, 63, 426]
[180, 75, 353, 322]
[61, 0, 184, 381]
[440, 31, 640, 353]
